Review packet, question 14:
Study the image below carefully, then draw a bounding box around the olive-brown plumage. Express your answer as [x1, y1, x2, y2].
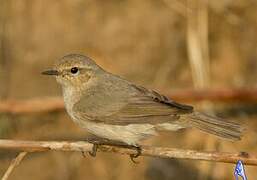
[42, 54, 242, 146]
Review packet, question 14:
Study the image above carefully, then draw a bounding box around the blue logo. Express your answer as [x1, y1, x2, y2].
[234, 160, 247, 180]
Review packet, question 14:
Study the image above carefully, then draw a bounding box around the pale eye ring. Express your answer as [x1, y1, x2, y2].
[70, 67, 79, 75]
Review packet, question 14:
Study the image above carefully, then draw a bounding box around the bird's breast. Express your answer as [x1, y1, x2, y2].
[62, 86, 81, 119]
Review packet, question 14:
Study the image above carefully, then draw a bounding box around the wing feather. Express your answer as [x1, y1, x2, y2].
[73, 84, 193, 125]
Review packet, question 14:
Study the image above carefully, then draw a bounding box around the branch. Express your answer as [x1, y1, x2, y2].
[0, 140, 256, 166]
[0, 88, 257, 114]
[0, 97, 64, 114]
[2, 152, 27, 180]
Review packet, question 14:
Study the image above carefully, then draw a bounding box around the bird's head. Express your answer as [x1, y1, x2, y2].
[42, 54, 103, 88]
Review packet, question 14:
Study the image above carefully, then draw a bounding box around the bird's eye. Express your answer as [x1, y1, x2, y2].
[70, 67, 79, 74]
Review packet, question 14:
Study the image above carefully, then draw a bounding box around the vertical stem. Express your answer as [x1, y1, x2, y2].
[198, 0, 210, 84]
[186, 0, 210, 89]
[0, 0, 9, 100]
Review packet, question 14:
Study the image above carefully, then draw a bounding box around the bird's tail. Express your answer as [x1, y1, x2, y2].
[181, 112, 243, 141]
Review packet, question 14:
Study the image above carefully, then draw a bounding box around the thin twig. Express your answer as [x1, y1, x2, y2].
[0, 140, 256, 166]
[0, 88, 257, 114]
[2, 152, 27, 180]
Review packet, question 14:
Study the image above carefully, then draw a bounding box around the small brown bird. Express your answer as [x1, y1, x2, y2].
[42, 54, 242, 159]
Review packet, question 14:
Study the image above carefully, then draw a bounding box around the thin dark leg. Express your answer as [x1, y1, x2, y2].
[129, 145, 142, 164]
[88, 144, 98, 157]
[84, 136, 109, 157]
[84, 135, 142, 163]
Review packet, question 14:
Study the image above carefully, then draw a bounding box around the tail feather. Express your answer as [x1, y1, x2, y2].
[182, 112, 243, 141]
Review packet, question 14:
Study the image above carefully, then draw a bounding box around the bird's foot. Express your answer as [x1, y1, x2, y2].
[81, 144, 98, 158]
[88, 144, 98, 157]
[84, 136, 109, 157]
[84, 136, 142, 163]
[129, 145, 142, 164]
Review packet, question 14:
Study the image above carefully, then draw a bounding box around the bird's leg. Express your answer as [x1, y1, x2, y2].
[84, 136, 132, 157]
[89, 139, 142, 163]
[84, 135, 142, 163]
[129, 145, 142, 164]
[97, 141, 142, 163]
[103, 142, 142, 163]
[88, 144, 98, 157]
[84, 136, 110, 157]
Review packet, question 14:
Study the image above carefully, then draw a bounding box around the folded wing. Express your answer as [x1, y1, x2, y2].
[73, 84, 193, 125]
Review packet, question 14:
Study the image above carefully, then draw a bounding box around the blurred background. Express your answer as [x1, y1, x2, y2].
[0, 0, 257, 179]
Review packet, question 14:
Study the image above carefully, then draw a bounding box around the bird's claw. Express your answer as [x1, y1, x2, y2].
[129, 146, 142, 164]
[83, 136, 142, 163]
[81, 144, 98, 158]
[81, 151, 87, 158]
[88, 144, 98, 157]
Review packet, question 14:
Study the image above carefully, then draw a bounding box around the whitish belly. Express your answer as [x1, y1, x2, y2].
[80, 121, 157, 145]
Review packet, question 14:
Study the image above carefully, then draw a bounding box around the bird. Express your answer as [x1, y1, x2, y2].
[42, 54, 242, 161]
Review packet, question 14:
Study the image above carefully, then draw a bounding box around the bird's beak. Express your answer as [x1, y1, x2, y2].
[41, 69, 60, 76]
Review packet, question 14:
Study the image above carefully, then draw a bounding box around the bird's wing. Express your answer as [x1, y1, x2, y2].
[73, 84, 193, 125]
